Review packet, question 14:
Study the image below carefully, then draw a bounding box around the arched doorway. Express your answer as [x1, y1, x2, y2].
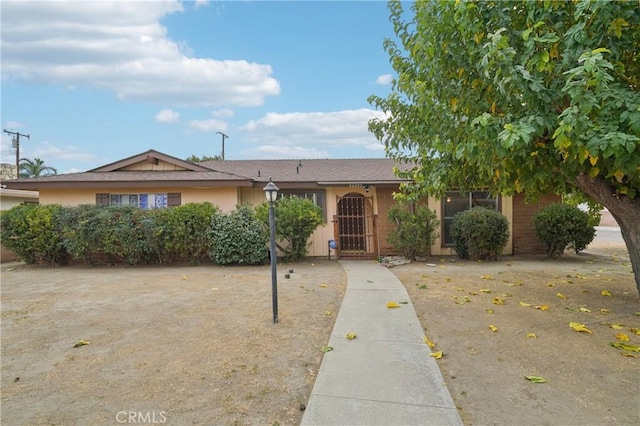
[334, 193, 378, 259]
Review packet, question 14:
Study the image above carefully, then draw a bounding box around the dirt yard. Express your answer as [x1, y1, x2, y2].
[1, 238, 638, 425]
[392, 242, 639, 426]
[1, 261, 346, 425]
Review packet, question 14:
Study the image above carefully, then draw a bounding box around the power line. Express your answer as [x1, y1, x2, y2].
[3, 129, 30, 172]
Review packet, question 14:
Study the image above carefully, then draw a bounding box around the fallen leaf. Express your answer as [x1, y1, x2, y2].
[601, 290, 612, 297]
[523, 375, 546, 383]
[492, 297, 505, 305]
[485, 308, 494, 314]
[323, 311, 332, 315]
[73, 340, 91, 348]
[469, 291, 479, 296]
[182, 274, 188, 280]
[455, 287, 465, 292]
[386, 302, 400, 308]
[610, 323, 625, 330]
[480, 288, 491, 293]
[399, 301, 409, 304]
[615, 333, 630, 342]
[346, 333, 357, 340]
[629, 328, 640, 335]
[610, 342, 640, 352]
[569, 322, 592, 334]
[599, 309, 610, 315]
[526, 333, 537, 338]
[430, 351, 443, 359]
[424, 336, 436, 348]
[320, 346, 333, 353]
[546, 282, 555, 287]
[535, 305, 549, 311]
[489, 325, 498, 332]
[556, 292, 567, 299]
[367, 280, 374, 283]
[620, 352, 638, 358]
[320, 284, 328, 288]
[481, 275, 492, 280]
[578, 307, 591, 313]
[519, 301, 531, 307]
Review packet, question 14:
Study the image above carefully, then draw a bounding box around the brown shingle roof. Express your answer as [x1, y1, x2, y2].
[3, 150, 409, 191]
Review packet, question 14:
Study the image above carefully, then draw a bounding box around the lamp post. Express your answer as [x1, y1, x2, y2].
[263, 178, 279, 323]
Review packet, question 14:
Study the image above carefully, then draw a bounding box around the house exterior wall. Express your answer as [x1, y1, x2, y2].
[512, 192, 561, 255]
[37, 187, 239, 212]
[120, 159, 189, 171]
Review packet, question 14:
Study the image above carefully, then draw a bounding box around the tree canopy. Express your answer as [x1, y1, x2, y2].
[185, 154, 221, 163]
[369, 0, 640, 292]
[19, 158, 57, 178]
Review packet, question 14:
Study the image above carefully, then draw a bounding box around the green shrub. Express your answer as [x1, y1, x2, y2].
[451, 207, 509, 261]
[208, 204, 268, 265]
[93, 206, 155, 265]
[387, 203, 439, 260]
[151, 202, 218, 265]
[534, 203, 595, 259]
[255, 196, 323, 262]
[60, 205, 105, 264]
[0, 203, 67, 265]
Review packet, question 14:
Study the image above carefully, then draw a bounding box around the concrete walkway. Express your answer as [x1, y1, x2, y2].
[301, 260, 462, 426]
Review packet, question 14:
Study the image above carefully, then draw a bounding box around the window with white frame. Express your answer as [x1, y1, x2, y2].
[96, 193, 181, 209]
[442, 191, 499, 246]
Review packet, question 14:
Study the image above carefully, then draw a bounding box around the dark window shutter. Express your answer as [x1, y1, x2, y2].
[96, 193, 110, 206]
[168, 193, 181, 207]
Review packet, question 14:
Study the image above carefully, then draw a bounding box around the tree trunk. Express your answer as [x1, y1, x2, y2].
[574, 174, 640, 296]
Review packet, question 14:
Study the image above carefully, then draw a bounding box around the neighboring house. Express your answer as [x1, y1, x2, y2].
[0, 186, 39, 262]
[3, 149, 559, 259]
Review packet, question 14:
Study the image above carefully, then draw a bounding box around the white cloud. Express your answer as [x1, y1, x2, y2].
[241, 109, 386, 152]
[241, 145, 329, 160]
[188, 115, 228, 133]
[29, 141, 101, 164]
[155, 109, 180, 123]
[375, 74, 393, 85]
[194, 0, 209, 8]
[3, 121, 26, 129]
[1, 1, 280, 107]
[211, 108, 235, 118]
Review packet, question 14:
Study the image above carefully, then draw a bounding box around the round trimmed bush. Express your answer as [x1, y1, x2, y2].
[534, 203, 595, 259]
[451, 207, 510, 261]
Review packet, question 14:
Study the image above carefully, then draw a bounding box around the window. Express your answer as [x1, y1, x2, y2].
[279, 190, 327, 222]
[96, 193, 181, 209]
[442, 191, 499, 246]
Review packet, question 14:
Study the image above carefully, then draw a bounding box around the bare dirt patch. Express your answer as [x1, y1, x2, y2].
[392, 243, 639, 426]
[1, 260, 346, 425]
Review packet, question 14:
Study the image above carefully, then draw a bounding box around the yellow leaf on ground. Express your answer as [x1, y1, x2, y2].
[386, 301, 400, 308]
[578, 307, 591, 313]
[481, 275, 492, 280]
[615, 333, 630, 342]
[493, 297, 505, 305]
[430, 351, 443, 359]
[599, 309, 611, 315]
[569, 322, 592, 334]
[324, 311, 332, 315]
[523, 375, 546, 383]
[526, 333, 537, 338]
[486, 308, 494, 314]
[480, 288, 492, 293]
[601, 290, 612, 297]
[610, 323, 625, 329]
[610, 342, 640, 352]
[182, 274, 188, 280]
[620, 352, 638, 358]
[424, 336, 436, 349]
[535, 305, 549, 311]
[519, 301, 531, 307]
[489, 325, 498, 332]
[346, 333, 357, 340]
[546, 282, 555, 287]
[73, 340, 91, 348]
[556, 292, 567, 299]
[320, 284, 328, 288]
[630, 328, 640, 335]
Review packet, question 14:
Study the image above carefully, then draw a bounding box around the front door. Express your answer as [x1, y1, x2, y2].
[334, 194, 377, 259]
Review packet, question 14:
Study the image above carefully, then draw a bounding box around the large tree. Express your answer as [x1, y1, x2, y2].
[19, 158, 57, 178]
[369, 1, 640, 292]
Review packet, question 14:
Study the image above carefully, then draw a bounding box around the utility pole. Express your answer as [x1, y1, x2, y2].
[216, 131, 229, 160]
[3, 129, 30, 175]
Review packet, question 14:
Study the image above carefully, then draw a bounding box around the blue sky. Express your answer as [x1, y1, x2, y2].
[1, 0, 399, 174]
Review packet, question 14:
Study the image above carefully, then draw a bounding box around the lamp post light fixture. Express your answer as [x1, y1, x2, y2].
[263, 178, 279, 323]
